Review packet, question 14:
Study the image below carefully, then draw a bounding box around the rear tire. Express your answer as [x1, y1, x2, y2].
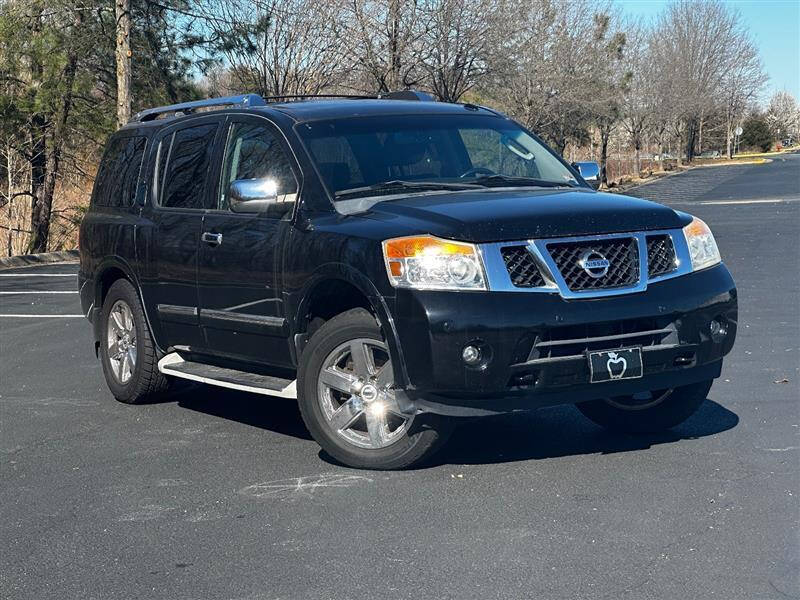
[297, 308, 451, 470]
[99, 279, 169, 404]
[576, 380, 713, 433]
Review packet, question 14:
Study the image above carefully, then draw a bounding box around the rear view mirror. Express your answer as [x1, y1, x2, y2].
[501, 135, 534, 160]
[229, 178, 278, 213]
[573, 162, 601, 190]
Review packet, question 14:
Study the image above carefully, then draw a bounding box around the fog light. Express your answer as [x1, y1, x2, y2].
[462, 345, 481, 365]
[709, 318, 727, 342]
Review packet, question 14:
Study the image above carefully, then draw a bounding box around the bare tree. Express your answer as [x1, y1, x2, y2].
[718, 26, 766, 157]
[620, 21, 652, 174]
[766, 90, 800, 141]
[494, 0, 625, 156]
[418, 0, 501, 102]
[0, 135, 33, 257]
[344, 0, 426, 93]
[587, 12, 628, 185]
[650, 0, 753, 162]
[199, 0, 348, 97]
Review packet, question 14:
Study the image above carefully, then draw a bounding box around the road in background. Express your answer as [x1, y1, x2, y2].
[1, 157, 798, 600]
[628, 151, 799, 205]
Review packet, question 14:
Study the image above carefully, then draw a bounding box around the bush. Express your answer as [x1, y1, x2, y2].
[740, 115, 774, 152]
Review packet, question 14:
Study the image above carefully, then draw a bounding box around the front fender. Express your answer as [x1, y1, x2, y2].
[288, 262, 409, 387]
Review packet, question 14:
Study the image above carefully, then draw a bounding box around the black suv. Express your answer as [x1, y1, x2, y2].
[79, 92, 737, 469]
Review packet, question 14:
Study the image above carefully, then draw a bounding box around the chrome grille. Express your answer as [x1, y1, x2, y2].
[501, 246, 545, 288]
[546, 238, 639, 291]
[646, 235, 677, 278]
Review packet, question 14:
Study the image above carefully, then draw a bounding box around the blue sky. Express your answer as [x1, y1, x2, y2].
[615, 0, 800, 102]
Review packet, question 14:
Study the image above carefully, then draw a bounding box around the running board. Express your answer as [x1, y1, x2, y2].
[157, 352, 297, 399]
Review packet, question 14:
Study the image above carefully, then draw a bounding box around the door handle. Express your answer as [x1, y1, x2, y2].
[202, 232, 223, 246]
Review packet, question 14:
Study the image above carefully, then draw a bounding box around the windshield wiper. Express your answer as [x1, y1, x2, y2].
[334, 179, 481, 200]
[470, 174, 578, 189]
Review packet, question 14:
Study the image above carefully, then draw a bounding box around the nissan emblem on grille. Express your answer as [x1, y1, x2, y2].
[578, 250, 610, 279]
[546, 237, 639, 291]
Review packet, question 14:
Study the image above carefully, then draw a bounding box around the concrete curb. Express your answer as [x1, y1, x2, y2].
[0, 250, 79, 270]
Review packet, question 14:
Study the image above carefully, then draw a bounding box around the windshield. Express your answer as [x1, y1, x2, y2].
[297, 114, 581, 200]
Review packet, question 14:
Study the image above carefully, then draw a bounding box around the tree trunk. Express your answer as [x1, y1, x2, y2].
[388, 0, 401, 90]
[674, 128, 682, 167]
[685, 118, 697, 163]
[634, 142, 641, 176]
[5, 147, 13, 257]
[599, 127, 610, 186]
[28, 113, 48, 253]
[726, 126, 733, 159]
[31, 155, 59, 254]
[115, 0, 132, 128]
[725, 112, 734, 159]
[698, 118, 703, 155]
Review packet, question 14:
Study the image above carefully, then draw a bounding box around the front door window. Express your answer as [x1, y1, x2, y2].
[219, 123, 298, 210]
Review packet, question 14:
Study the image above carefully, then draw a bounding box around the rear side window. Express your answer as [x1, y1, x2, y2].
[92, 136, 146, 207]
[159, 123, 218, 209]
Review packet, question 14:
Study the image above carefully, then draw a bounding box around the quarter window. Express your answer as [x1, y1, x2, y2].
[160, 123, 218, 209]
[219, 122, 297, 210]
[92, 136, 146, 207]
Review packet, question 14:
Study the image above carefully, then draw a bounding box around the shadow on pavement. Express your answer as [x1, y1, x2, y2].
[175, 383, 738, 467]
[176, 384, 313, 441]
[431, 397, 739, 467]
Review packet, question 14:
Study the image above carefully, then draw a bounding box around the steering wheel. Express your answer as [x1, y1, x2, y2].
[459, 167, 495, 178]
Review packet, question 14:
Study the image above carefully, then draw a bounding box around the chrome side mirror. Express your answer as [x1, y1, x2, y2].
[229, 178, 279, 213]
[573, 162, 601, 190]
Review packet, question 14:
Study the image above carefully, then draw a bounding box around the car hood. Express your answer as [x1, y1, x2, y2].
[354, 188, 688, 243]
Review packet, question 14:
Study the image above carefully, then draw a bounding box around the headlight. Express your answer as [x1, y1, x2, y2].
[382, 235, 487, 290]
[683, 216, 721, 271]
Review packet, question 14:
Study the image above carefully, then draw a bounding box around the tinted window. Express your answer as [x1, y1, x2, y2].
[305, 135, 365, 192]
[298, 115, 578, 199]
[219, 122, 297, 210]
[92, 136, 146, 207]
[160, 123, 218, 209]
[460, 128, 541, 178]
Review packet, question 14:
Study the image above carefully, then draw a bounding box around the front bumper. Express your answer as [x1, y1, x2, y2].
[390, 263, 737, 415]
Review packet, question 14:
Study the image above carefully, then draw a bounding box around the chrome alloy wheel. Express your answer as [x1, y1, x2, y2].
[107, 299, 137, 384]
[317, 338, 411, 450]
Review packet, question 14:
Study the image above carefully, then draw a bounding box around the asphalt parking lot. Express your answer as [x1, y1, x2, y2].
[2, 156, 798, 599]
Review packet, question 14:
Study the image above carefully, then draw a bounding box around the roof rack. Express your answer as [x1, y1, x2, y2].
[129, 89, 435, 123]
[263, 94, 376, 101]
[378, 90, 434, 102]
[130, 94, 267, 123]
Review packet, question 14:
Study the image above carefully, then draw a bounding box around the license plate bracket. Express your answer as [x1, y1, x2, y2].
[588, 347, 643, 383]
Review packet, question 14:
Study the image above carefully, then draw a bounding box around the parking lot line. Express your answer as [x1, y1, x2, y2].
[0, 314, 84, 318]
[0, 273, 76, 277]
[669, 197, 800, 206]
[0, 291, 78, 294]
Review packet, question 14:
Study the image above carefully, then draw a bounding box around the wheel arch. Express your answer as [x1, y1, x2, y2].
[91, 257, 159, 356]
[291, 265, 408, 387]
[95, 260, 132, 305]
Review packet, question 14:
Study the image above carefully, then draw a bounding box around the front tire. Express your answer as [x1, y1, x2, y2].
[99, 279, 169, 404]
[297, 308, 451, 470]
[576, 380, 713, 433]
